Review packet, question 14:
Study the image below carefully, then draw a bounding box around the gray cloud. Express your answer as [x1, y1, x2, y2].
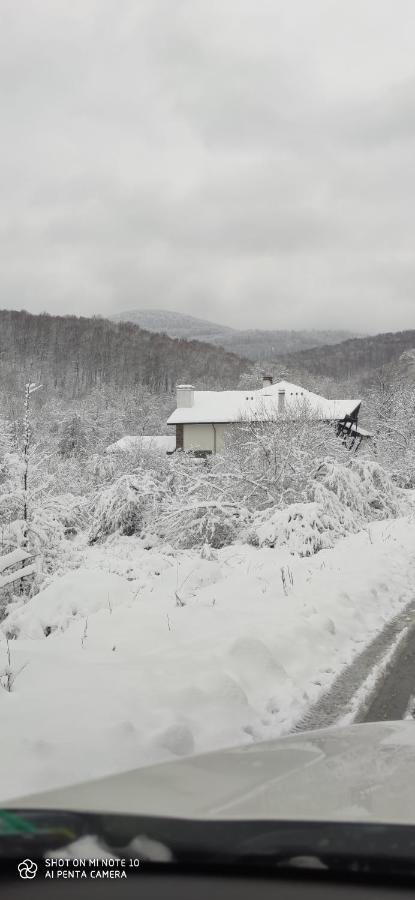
[1, 0, 415, 331]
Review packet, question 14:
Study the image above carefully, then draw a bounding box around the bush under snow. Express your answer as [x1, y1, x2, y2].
[161, 502, 246, 550]
[248, 501, 352, 555]
[248, 458, 407, 555]
[313, 458, 404, 520]
[88, 472, 160, 543]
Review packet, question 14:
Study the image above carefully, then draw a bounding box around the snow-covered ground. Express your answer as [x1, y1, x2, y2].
[1, 513, 415, 801]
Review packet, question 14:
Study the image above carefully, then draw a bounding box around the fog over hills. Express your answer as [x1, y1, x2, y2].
[113, 308, 361, 362]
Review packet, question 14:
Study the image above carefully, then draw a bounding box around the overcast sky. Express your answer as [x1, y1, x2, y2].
[1, 0, 415, 332]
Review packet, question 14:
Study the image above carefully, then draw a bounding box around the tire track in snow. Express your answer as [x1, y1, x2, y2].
[360, 623, 415, 723]
[291, 598, 415, 732]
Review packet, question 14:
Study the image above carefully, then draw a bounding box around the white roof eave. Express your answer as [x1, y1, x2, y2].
[167, 382, 362, 426]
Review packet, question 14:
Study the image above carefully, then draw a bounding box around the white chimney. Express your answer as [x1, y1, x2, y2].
[278, 390, 285, 414]
[262, 373, 273, 388]
[176, 384, 194, 408]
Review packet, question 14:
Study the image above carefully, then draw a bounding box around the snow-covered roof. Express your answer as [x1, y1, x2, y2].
[167, 381, 361, 425]
[106, 435, 176, 454]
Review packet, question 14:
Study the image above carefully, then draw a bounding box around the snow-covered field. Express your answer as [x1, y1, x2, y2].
[1, 514, 415, 802]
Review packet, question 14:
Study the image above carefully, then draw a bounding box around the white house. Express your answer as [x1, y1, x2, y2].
[167, 375, 370, 454]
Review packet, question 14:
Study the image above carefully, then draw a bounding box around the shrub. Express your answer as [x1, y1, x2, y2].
[248, 458, 406, 555]
[88, 470, 161, 543]
[88, 475, 144, 543]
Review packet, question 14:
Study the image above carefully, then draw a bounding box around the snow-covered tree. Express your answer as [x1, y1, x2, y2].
[88, 466, 165, 543]
[58, 415, 89, 458]
[366, 380, 415, 487]
[214, 402, 351, 509]
[21, 383, 43, 549]
[0, 383, 62, 562]
[158, 453, 247, 549]
[156, 410, 337, 549]
[0, 416, 12, 463]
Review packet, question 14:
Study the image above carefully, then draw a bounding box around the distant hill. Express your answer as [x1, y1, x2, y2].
[275, 330, 415, 384]
[112, 308, 235, 343]
[218, 328, 362, 361]
[113, 308, 361, 361]
[0, 309, 248, 399]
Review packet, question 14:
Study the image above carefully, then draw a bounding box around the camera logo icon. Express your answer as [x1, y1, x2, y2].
[18, 858, 38, 879]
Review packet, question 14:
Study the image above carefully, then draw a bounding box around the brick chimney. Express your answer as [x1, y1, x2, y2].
[262, 373, 273, 388]
[176, 384, 194, 408]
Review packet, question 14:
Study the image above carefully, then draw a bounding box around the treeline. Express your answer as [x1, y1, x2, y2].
[0, 309, 249, 400]
[114, 309, 359, 361]
[276, 330, 415, 383]
[217, 328, 360, 362]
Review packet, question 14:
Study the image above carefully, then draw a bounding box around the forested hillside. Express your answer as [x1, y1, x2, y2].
[114, 308, 360, 361]
[276, 330, 415, 383]
[219, 328, 361, 362]
[0, 309, 248, 398]
[113, 308, 235, 343]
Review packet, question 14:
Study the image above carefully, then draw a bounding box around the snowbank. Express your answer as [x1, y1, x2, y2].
[3, 571, 133, 639]
[1, 515, 415, 801]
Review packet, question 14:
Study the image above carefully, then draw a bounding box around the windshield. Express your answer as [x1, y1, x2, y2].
[1, 0, 415, 884]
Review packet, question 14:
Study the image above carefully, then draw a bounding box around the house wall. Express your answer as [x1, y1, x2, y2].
[183, 423, 215, 452]
[213, 424, 230, 452]
[180, 418, 364, 454]
[182, 423, 232, 453]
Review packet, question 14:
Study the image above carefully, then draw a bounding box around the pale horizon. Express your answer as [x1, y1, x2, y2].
[0, 303, 385, 336]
